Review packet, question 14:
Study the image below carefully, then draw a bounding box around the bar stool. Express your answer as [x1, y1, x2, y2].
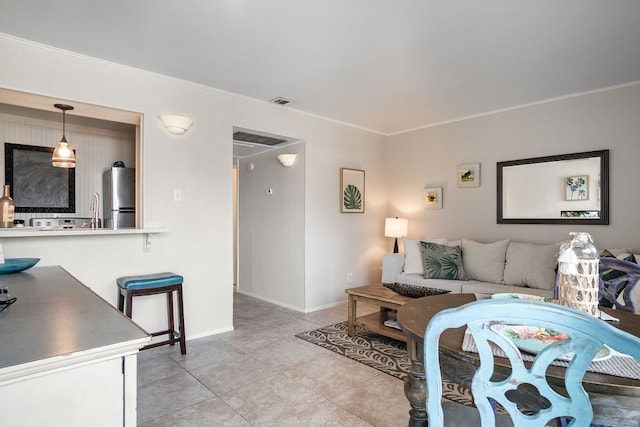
[117, 272, 186, 354]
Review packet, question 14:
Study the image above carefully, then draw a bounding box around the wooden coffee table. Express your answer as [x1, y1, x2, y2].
[345, 284, 413, 342]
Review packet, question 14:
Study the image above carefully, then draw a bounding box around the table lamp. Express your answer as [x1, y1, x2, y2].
[384, 217, 408, 253]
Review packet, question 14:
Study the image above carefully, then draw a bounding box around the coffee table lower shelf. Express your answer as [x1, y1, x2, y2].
[346, 284, 413, 343]
[353, 312, 407, 342]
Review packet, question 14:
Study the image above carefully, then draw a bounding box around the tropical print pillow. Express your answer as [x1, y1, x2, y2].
[599, 249, 637, 308]
[419, 241, 468, 280]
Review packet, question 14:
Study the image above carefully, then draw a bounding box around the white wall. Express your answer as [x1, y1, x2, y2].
[237, 143, 305, 311]
[233, 114, 389, 311]
[303, 122, 388, 310]
[0, 34, 389, 339]
[386, 84, 640, 252]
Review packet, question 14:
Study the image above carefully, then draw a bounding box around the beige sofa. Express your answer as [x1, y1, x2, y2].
[382, 238, 559, 298]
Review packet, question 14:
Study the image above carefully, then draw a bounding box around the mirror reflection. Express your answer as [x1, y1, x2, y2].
[497, 150, 609, 225]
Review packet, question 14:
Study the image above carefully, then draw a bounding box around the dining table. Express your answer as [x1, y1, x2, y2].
[397, 293, 640, 427]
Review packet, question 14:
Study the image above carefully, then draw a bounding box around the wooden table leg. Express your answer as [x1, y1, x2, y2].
[347, 294, 356, 336]
[404, 337, 428, 426]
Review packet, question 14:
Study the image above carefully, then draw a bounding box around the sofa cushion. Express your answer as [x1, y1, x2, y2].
[461, 239, 509, 283]
[419, 241, 468, 280]
[503, 242, 558, 290]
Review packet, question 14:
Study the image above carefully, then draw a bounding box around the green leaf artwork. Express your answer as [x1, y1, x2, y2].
[343, 184, 362, 210]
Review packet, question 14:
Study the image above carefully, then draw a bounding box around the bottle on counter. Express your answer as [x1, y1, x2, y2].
[0, 184, 15, 228]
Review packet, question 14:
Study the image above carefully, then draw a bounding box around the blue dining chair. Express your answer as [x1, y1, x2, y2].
[598, 257, 640, 313]
[423, 299, 640, 427]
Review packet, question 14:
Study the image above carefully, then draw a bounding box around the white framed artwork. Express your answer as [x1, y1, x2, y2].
[457, 162, 480, 188]
[423, 187, 442, 210]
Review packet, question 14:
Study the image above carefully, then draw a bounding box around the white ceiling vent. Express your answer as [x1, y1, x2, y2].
[233, 131, 286, 146]
[269, 97, 295, 106]
[233, 127, 300, 161]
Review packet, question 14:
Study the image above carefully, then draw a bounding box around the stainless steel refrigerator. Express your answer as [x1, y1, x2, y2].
[102, 167, 135, 229]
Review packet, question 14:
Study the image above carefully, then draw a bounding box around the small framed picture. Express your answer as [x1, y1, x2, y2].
[456, 162, 480, 188]
[423, 187, 442, 210]
[565, 175, 589, 201]
[340, 168, 365, 213]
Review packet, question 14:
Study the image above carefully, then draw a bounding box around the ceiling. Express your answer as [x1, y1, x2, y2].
[0, 1, 639, 136]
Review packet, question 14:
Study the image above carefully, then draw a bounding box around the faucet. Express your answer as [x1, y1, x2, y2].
[90, 192, 100, 229]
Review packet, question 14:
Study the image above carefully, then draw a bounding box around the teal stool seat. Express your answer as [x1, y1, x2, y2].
[117, 273, 184, 290]
[117, 272, 186, 354]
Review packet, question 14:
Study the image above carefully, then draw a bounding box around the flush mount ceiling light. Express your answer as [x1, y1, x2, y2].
[52, 103, 76, 168]
[158, 114, 194, 135]
[277, 154, 298, 167]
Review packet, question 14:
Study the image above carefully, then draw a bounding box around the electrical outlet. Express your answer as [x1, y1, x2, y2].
[173, 189, 182, 201]
[347, 273, 353, 283]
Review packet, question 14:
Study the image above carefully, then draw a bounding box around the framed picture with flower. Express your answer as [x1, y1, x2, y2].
[423, 187, 442, 210]
[340, 168, 365, 213]
[565, 175, 589, 200]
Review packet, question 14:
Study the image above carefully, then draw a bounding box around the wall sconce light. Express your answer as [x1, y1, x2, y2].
[384, 217, 408, 253]
[277, 154, 298, 167]
[158, 114, 194, 135]
[52, 103, 76, 168]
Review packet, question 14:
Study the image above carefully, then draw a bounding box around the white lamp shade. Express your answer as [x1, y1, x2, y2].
[277, 153, 298, 167]
[384, 217, 408, 238]
[158, 114, 194, 135]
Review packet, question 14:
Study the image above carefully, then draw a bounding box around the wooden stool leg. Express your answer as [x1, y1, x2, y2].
[177, 285, 186, 354]
[117, 288, 125, 312]
[167, 289, 175, 346]
[125, 291, 134, 318]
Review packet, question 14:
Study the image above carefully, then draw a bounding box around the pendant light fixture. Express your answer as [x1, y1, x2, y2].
[52, 103, 76, 168]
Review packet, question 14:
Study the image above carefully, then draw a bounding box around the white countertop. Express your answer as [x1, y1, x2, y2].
[0, 227, 168, 238]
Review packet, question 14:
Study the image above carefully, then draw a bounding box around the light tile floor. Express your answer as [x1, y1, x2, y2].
[137, 292, 412, 426]
[137, 292, 491, 426]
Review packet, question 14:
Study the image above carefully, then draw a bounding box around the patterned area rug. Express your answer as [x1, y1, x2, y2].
[295, 321, 475, 407]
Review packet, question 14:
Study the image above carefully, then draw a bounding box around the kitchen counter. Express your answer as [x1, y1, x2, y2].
[0, 266, 150, 426]
[0, 226, 168, 237]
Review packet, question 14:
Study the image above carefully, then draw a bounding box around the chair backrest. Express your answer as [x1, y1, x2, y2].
[599, 257, 640, 313]
[424, 299, 640, 427]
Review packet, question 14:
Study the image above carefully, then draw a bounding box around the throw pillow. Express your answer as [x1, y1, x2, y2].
[599, 249, 638, 308]
[419, 241, 468, 280]
[402, 238, 424, 275]
[461, 239, 509, 283]
[402, 237, 452, 275]
[503, 242, 559, 290]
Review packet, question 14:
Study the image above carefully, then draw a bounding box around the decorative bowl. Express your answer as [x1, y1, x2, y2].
[0, 258, 40, 275]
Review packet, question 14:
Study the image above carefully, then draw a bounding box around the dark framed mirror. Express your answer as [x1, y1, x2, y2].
[497, 150, 609, 225]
